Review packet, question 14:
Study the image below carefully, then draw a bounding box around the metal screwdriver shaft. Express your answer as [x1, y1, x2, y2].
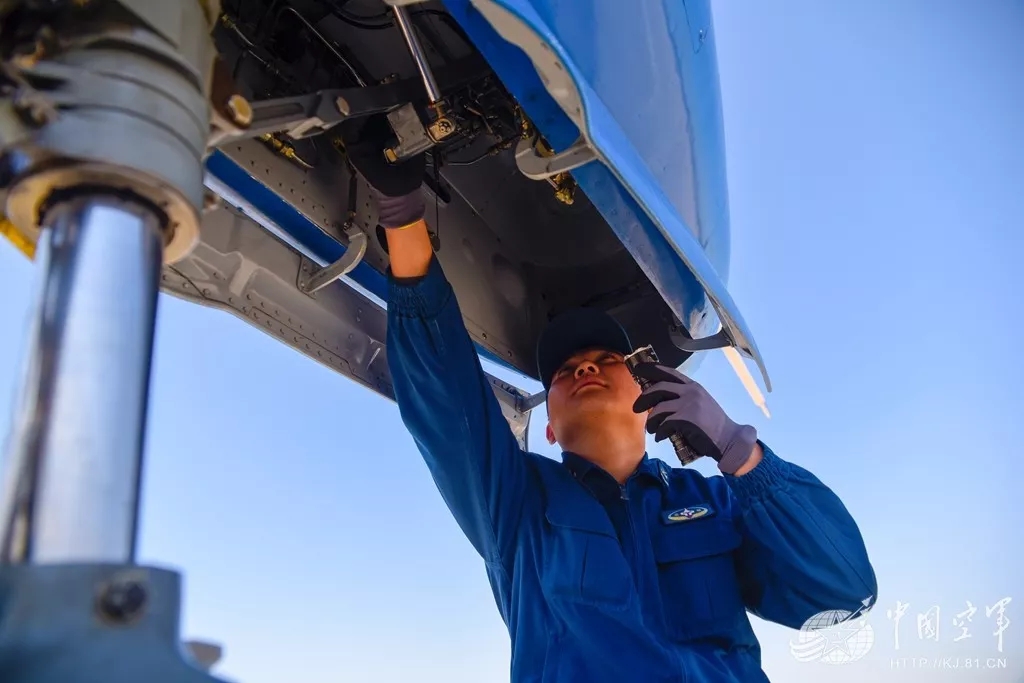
[392, 4, 455, 142]
[392, 5, 442, 104]
[0, 196, 164, 564]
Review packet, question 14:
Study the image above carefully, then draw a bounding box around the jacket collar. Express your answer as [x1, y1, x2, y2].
[561, 450, 669, 496]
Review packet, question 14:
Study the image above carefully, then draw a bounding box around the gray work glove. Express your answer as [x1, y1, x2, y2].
[340, 114, 426, 229]
[631, 363, 758, 475]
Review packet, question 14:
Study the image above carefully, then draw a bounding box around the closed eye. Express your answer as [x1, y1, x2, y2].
[555, 352, 623, 378]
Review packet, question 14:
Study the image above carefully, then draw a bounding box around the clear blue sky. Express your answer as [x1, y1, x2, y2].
[0, 1, 1021, 681]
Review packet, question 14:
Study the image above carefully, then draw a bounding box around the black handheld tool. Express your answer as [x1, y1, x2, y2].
[624, 345, 702, 466]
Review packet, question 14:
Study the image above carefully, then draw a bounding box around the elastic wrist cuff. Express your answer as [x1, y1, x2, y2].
[724, 442, 789, 500]
[388, 255, 451, 318]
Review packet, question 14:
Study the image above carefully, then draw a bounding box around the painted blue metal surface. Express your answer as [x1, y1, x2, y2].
[443, 0, 771, 390]
[205, 151, 389, 299]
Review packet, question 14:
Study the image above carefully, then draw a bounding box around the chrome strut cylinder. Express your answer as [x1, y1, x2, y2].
[0, 0, 219, 565]
[0, 4, 229, 681]
[0, 196, 164, 564]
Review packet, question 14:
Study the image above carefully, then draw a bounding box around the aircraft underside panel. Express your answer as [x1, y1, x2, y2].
[163, 199, 531, 451]
[442, 0, 770, 390]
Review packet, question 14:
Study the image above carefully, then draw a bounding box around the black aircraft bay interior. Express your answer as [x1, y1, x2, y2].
[214, 0, 696, 381]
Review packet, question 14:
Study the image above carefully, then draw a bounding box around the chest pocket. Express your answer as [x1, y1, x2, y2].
[542, 500, 635, 612]
[653, 516, 746, 641]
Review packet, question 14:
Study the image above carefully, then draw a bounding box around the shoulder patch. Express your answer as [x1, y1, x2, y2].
[662, 505, 715, 524]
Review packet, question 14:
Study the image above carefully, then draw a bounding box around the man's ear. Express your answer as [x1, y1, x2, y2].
[546, 423, 556, 445]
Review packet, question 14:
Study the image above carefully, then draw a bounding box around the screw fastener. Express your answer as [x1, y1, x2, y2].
[97, 578, 148, 624]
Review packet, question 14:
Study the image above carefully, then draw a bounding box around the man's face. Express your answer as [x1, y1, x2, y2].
[545, 347, 646, 445]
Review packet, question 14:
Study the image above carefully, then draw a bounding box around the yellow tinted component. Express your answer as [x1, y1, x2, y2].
[0, 216, 35, 259]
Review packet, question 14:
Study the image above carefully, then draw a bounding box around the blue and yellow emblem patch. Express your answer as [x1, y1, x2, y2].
[663, 505, 713, 523]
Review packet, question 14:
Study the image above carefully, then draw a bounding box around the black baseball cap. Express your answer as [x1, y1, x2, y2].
[536, 308, 633, 390]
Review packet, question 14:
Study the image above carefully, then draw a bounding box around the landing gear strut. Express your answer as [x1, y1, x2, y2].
[0, 0, 461, 676]
[0, 1, 225, 680]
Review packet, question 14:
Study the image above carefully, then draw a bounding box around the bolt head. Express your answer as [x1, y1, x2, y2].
[202, 191, 220, 212]
[98, 579, 147, 624]
[226, 94, 253, 127]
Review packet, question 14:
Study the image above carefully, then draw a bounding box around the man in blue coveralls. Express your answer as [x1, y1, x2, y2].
[342, 117, 877, 682]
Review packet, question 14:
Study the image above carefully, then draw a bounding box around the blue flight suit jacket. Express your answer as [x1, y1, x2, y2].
[387, 256, 877, 682]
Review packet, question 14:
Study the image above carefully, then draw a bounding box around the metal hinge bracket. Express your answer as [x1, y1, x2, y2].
[297, 227, 368, 297]
[515, 136, 597, 180]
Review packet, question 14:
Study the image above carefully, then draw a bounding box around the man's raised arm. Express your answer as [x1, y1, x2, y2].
[342, 116, 529, 570]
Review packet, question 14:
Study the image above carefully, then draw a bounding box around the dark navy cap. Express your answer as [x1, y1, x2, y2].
[536, 308, 633, 390]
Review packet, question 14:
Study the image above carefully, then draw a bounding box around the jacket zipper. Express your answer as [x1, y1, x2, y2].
[621, 482, 643, 597]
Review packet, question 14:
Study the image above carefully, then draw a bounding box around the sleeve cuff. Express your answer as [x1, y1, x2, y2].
[724, 442, 789, 501]
[387, 255, 452, 319]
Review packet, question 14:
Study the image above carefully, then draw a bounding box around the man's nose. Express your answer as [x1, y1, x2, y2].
[574, 361, 599, 378]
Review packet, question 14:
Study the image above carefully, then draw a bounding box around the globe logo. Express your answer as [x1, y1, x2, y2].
[789, 608, 875, 665]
